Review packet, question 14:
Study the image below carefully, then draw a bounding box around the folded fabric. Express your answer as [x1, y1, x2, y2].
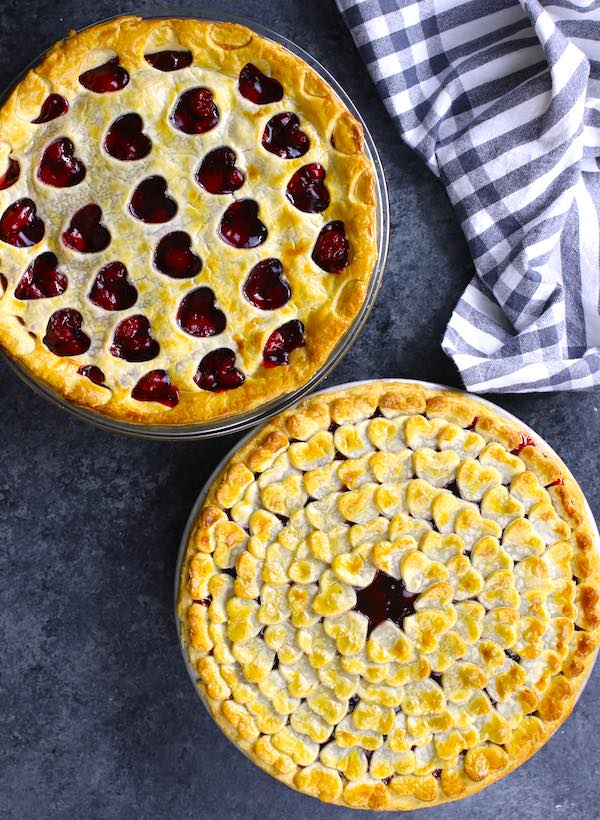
[337, 0, 600, 392]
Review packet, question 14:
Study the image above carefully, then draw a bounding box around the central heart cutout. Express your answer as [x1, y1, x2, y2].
[243, 258, 290, 310]
[15, 251, 67, 300]
[238, 63, 283, 104]
[79, 57, 129, 93]
[0, 158, 20, 190]
[218, 199, 267, 249]
[32, 94, 69, 124]
[104, 114, 152, 161]
[132, 369, 179, 407]
[62, 204, 111, 253]
[154, 231, 202, 279]
[262, 319, 305, 367]
[196, 147, 245, 194]
[0, 198, 45, 247]
[170, 87, 219, 134]
[89, 262, 138, 311]
[43, 308, 90, 356]
[110, 315, 159, 362]
[194, 348, 245, 392]
[312, 221, 349, 273]
[129, 176, 177, 223]
[176, 287, 226, 337]
[262, 112, 309, 159]
[286, 163, 330, 213]
[145, 50, 193, 71]
[38, 137, 86, 187]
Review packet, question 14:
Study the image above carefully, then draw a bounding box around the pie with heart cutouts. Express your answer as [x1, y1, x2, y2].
[176, 381, 600, 810]
[0, 16, 377, 423]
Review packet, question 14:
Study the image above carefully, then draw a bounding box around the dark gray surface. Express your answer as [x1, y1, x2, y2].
[1, 1, 598, 818]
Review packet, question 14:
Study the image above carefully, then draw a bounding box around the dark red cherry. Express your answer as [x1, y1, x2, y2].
[355, 571, 418, 635]
[218, 199, 267, 249]
[0, 198, 45, 247]
[89, 262, 137, 311]
[79, 57, 129, 93]
[243, 259, 290, 310]
[312, 221, 349, 273]
[103, 113, 152, 161]
[238, 63, 283, 104]
[176, 287, 225, 337]
[110, 315, 159, 362]
[194, 348, 245, 392]
[31, 94, 69, 124]
[145, 50, 193, 71]
[262, 319, 305, 367]
[132, 369, 179, 407]
[38, 137, 86, 188]
[0, 158, 20, 190]
[262, 112, 309, 159]
[43, 308, 90, 356]
[286, 163, 330, 213]
[154, 231, 202, 279]
[512, 434, 536, 454]
[78, 364, 105, 386]
[15, 252, 67, 300]
[129, 176, 177, 223]
[170, 87, 219, 134]
[196, 147, 245, 194]
[62, 204, 110, 253]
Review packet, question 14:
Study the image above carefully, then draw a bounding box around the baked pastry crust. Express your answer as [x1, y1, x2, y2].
[0, 16, 377, 424]
[177, 381, 600, 810]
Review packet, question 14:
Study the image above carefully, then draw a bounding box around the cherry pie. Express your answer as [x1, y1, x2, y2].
[0, 16, 377, 423]
[177, 382, 600, 809]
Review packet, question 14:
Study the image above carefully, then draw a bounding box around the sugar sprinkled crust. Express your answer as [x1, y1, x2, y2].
[177, 381, 600, 810]
[0, 16, 377, 424]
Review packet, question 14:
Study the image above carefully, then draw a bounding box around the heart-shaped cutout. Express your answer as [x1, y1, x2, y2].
[170, 87, 219, 134]
[145, 50, 193, 71]
[132, 369, 179, 407]
[0, 158, 20, 190]
[110, 314, 159, 362]
[196, 146, 245, 194]
[177, 287, 226, 337]
[78, 364, 105, 386]
[286, 163, 330, 213]
[194, 348, 245, 392]
[262, 112, 309, 159]
[15, 251, 67, 300]
[31, 94, 69, 124]
[262, 319, 305, 367]
[89, 261, 137, 311]
[38, 137, 86, 188]
[238, 63, 283, 104]
[79, 57, 129, 93]
[129, 176, 177, 224]
[62, 204, 110, 253]
[43, 308, 90, 356]
[218, 199, 267, 249]
[0, 198, 45, 247]
[154, 231, 202, 279]
[243, 258, 290, 310]
[312, 221, 349, 273]
[104, 113, 152, 161]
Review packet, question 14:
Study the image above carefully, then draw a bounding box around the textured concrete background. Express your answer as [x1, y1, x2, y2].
[1, 2, 599, 818]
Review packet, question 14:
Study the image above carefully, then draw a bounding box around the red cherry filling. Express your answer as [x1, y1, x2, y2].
[154, 231, 202, 279]
[262, 319, 305, 367]
[103, 113, 152, 161]
[262, 112, 309, 159]
[89, 262, 137, 311]
[238, 63, 283, 104]
[145, 50, 193, 71]
[194, 348, 245, 392]
[196, 147, 245, 194]
[38, 137, 86, 188]
[286, 163, 330, 213]
[132, 369, 179, 407]
[170, 87, 219, 134]
[43, 308, 90, 356]
[129, 176, 177, 223]
[512, 433, 536, 454]
[110, 315, 159, 362]
[176, 287, 226, 337]
[0, 198, 45, 247]
[218, 199, 267, 249]
[15, 252, 67, 300]
[312, 221, 349, 273]
[78, 364, 105, 386]
[31, 94, 69, 124]
[79, 57, 129, 93]
[243, 259, 290, 310]
[355, 571, 418, 635]
[62, 204, 110, 253]
[0, 158, 20, 190]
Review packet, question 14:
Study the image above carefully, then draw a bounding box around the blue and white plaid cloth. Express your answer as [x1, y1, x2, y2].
[337, 0, 600, 392]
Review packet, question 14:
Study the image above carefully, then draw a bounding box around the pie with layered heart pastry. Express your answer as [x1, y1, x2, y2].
[177, 382, 600, 809]
[0, 16, 377, 424]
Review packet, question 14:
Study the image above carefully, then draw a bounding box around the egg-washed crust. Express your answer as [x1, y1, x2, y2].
[177, 381, 600, 810]
[0, 16, 377, 424]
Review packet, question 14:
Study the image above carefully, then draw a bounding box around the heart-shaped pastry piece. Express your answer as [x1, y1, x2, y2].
[104, 113, 151, 161]
[43, 308, 90, 356]
[194, 348, 245, 392]
[0, 158, 20, 190]
[170, 87, 219, 134]
[218, 199, 267, 249]
[154, 231, 202, 279]
[15, 251, 67, 300]
[31, 94, 69, 124]
[88, 262, 137, 311]
[144, 50, 192, 71]
[62, 204, 110, 253]
[129, 176, 177, 223]
[38, 137, 86, 187]
[286, 163, 330, 213]
[312, 221, 349, 273]
[238, 63, 283, 104]
[132, 369, 179, 407]
[110, 315, 159, 362]
[79, 57, 129, 93]
[196, 147, 245, 194]
[262, 112, 309, 158]
[243, 259, 290, 310]
[0, 198, 45, 247]
[262, 319, 305, 367]
[177, 287, 226, 337]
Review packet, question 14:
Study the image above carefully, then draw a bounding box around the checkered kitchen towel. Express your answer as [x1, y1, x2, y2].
[337, 0, 600, 392]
